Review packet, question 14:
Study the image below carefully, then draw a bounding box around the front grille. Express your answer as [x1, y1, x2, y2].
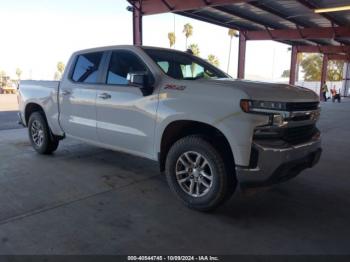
[281, 124, 318, 144]
[286, 102, 319, 111]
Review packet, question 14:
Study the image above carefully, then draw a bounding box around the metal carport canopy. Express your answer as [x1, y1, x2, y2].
[127, 0, 350, 99]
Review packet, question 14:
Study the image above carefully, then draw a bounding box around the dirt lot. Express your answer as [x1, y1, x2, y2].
[0, 99, 349, 255]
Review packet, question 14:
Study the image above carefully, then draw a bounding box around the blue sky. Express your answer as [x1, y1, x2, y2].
[0, 0, 291, 81]
[0, 0, 126, 15]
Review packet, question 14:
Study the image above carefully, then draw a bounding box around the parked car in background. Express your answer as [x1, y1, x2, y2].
[18, 45, 322, 211]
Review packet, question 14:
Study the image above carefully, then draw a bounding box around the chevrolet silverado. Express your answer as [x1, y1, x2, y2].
[18, 45, 322, 211]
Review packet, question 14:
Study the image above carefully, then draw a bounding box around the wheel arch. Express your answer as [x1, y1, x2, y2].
[25, 103, 46, 125]
[25, 102, 64, 141]
[158, 120, 235, 175]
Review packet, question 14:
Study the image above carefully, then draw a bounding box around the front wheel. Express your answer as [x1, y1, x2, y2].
[165, 135, 236, 211]
[28, 112, 59, 154]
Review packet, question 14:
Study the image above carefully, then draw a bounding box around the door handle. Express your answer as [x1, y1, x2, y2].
[98, 93, 111, 100]
[61, 90, 71, 96]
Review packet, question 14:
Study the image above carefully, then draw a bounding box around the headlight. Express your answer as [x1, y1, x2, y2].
[240, 99, 287, 127]
[240, 99, 286, 113]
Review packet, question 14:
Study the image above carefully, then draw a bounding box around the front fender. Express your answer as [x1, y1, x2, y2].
[155, 111, 268, 167]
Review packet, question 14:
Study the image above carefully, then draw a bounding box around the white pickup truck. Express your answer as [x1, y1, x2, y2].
[18, 45, 322, 211]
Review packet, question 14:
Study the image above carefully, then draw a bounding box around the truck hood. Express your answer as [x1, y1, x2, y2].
[207, 78, 319, 102]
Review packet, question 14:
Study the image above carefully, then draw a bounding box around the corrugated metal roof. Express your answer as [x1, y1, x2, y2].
[173, 0, 350, 47]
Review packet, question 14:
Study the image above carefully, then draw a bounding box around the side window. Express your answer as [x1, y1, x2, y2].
[181, 63, 205, 79]
[72, 52, 103, 83]
[107, 51, 147, 85]
[157, 61, 169, 73]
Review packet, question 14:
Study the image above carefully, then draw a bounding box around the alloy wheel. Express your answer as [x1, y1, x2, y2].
[175, 151, 213, 197]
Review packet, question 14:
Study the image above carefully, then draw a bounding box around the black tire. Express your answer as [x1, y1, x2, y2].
[28, 112, 59, 154]
[165, 135, 237, 211]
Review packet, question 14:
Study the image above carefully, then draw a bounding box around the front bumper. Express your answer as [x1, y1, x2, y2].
[236, 136, 322, 187]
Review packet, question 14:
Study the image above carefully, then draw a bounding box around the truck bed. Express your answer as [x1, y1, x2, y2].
[18, 80, 63, 136]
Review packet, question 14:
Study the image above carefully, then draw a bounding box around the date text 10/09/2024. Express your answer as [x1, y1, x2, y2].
[127, 256, 220, 261]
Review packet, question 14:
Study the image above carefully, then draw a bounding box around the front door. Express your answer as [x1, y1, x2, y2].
[59, 51, 104, 141]
[96, 50, 158, 158]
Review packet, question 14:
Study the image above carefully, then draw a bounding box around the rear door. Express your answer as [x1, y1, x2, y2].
[95, 50, 158, 158]
[59, 51, 105, 141]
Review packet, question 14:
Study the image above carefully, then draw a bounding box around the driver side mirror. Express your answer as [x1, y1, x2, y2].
[127, 72, 153, 96]
[127, 72, 147, 87]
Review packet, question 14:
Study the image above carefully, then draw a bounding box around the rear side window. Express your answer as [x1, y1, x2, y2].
[72, 52, 103, 83]
[106, 51, 148, 85]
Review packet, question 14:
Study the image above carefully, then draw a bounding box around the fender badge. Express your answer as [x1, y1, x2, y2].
[164, 84, 186, 91]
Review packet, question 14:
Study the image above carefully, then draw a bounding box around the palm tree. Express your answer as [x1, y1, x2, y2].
[183, 23, 193, 49]
[54, 62, 65, 80]
[168, 32, 176, 48]
[57, 62, 65, 74]
[188, 43, 200, 56]
[188, 44, 200, 77]
[208, 54, 220, 67]
[227, 29, 238, 73]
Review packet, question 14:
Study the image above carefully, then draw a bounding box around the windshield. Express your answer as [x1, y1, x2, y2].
[142, 47, 230, 80]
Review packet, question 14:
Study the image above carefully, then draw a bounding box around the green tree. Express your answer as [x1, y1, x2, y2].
[57, 62, 65, 74]
[328, 60, 343, 81]
[188, 44, 200, 77]
[168, 32, 176, 48]
[300, 54, 322, 81]
[183, 23, 193, 49]
[188, 43, 200, 56]
[281, 69, 290, 78]
[227, 29, 238, 73]
[300, 54, 344, 81]
[208, 54, 220, 67]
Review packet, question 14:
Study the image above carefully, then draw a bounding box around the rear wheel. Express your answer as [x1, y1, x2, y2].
[165, 135, 236, 211]
[28, 112, 59, 154]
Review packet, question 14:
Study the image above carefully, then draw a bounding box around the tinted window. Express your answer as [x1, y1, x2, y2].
[143, 48, 228, 80]
[72, 52, 103, 83]
[107, 51, 147, 85]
